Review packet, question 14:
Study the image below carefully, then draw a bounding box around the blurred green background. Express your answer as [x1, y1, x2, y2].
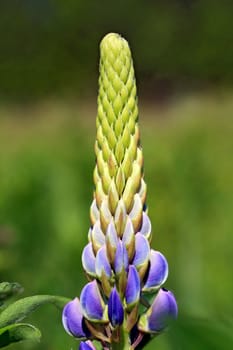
[0, 1, 233, 349]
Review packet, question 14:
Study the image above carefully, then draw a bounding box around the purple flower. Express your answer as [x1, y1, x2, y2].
[95, 245, 112, 279]
[138, 288, 178, 333]
[108, 287, 124, 327]
[82, 243, 96, 277]
[132, 233, 150, 279]
[143, 250, 168, 291]
[80, 280, 106, 322]
[114, 240, 129, 275]
[62, 298, 89, 338]
[125, 265, 140, 309]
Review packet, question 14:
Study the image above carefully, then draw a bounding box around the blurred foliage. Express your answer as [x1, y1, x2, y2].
[0, 92, 232, 349]
[0, 0, 233, 100]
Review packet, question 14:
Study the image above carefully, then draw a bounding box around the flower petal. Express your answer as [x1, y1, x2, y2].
[138, 288, 178, 333]
[125, 265, 140, 309]
[114, 240, 129, 275]
[90, 220, 105, 254]
[80, 281, 106, 322]
[106, 220, 118, 264]
[133, 233, 150, 268]
[108, 287, 124, 327]
[132, 233, 150, 279]
[122, 216, 135, 261]
[140, 212, 152, 241]
[128, 194, 143, 232]
[143, 250, 168, 291]
[82, 243, 96, 277]
[95, 245, 112, 278]
[62, 298, 89, 338]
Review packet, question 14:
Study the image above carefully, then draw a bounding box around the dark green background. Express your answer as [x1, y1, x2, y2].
[0, 1, 233, 349]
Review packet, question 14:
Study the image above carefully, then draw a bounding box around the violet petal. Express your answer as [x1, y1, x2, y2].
[114, 240, 129, 275]
[108, 287, 124, 327]
[80, 281, 105, 321]
[95, 245, 112, 278]
[125, 265, 140, 307]
[62, 298, 89, 338]
[82, 243, 96, 276]
[143, 250, 168, 291]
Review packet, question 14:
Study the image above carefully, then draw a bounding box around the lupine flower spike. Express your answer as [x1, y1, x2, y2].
[62, 33, 178, 350]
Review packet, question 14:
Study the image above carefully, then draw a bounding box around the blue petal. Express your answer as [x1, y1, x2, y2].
[114, 240, 129, 275]
[80, 281, 105, 321]
[82, 243, 96, 276]
[62, 298, 89, 338]
[143, 250, 168, 291]
[132, 233, 150, 268]
[148, 288, 178, 332]
[125, 265, 140, 307]
[79, 341, 96, 350]
[95, 245, 112, 278]
[108, 287, 124, 327]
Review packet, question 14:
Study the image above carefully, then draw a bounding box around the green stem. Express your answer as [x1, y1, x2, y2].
[111, 328, 130, 350]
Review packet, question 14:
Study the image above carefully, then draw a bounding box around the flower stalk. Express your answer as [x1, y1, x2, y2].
[62, 33, 177, 350]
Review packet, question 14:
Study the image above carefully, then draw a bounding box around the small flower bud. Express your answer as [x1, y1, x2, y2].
[106, 220, 118, 265]
[80, 281, 107, 323]
[82, 243, 96, 277]
[132, 233, 150, 280]
[95, 245, 112, 279]
[125, 265, 140, 310]
[114, 240, 129, 275]
[122, 216, 135, 262]
[138, 288, 178, 333]
[143, 250, 168, 292]
[139, 212, 152, 241]
[90, 221, 105, 254]
[62, 298, 90, 338]
[108, 287, 124, 327]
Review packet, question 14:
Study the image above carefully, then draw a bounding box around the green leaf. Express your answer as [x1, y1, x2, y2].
[0, 283, 23, 306]
[0, 323, 41, 348]
[0, 295, 70, 328]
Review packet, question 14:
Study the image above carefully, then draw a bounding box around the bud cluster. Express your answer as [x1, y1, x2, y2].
[62, 33, 177, 350]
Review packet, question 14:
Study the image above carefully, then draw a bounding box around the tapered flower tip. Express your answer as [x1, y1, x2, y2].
[82, 243, 96, 277]
[95, 245, 112, 278]
[114, 240, 129, 275]
[80, 281, 106, 322]
[125, 265, 140, 309]
[79, 340, 96, 350]
[106, 220, 118, 264]
[138, 288, 178, 333]
[108, 287, 124, 327]
[143, 250, 168, 292]
[132, 233, 150, 273]
[90, 220, 105, 254]
[122, 216, 135, 261]
[140, 212, 152, 241]
[62, 298, 89, 338]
